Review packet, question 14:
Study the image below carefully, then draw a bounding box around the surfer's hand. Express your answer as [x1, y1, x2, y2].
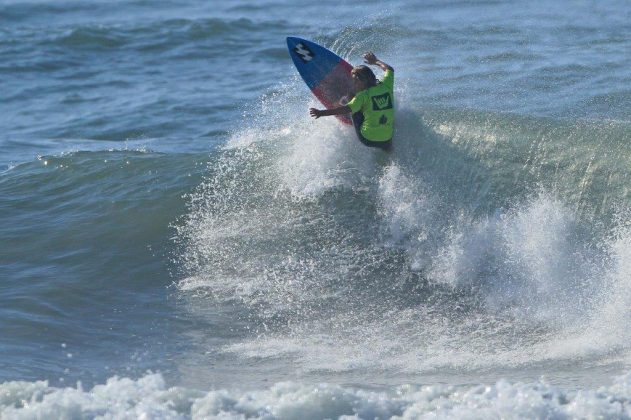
[363, 52, 377, 65]
[364, 53, 394, 72]
[309, 108, 322, 119]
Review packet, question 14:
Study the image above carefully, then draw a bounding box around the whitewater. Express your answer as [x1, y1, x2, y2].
[1, 0, 631, 418]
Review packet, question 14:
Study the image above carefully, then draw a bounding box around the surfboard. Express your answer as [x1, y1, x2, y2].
[286, 37, 354, 125]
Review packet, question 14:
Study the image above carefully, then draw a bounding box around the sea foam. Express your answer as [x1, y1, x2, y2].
[3, 372, 631, 419]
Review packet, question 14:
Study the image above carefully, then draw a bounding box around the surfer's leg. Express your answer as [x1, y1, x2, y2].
[375, 140, 393, 152]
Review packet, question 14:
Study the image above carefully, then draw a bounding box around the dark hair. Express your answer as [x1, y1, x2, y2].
[351, 65, 377, 88]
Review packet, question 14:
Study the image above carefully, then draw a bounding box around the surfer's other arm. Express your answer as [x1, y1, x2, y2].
[309, 106, 352, 119]
[363, 52, 393, 72]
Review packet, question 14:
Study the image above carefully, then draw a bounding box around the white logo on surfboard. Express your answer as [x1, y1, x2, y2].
[294, 43, 314, 62]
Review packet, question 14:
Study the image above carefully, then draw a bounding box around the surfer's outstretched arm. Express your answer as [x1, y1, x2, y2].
[363, 52, 393, 72]
[309, 105, 352, 119]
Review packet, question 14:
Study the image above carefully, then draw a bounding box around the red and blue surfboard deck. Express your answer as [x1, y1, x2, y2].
[287, 37, 354, 125]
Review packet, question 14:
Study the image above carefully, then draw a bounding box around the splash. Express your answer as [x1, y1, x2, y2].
[174, 51, 631, 379]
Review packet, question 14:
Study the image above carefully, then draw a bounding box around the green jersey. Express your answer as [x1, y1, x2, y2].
[347, 69, 394, 142]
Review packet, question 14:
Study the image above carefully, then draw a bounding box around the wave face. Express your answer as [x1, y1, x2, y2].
[0, 149, 208, 384]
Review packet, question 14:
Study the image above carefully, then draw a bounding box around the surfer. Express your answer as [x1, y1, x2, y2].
[309, 52, 394, 151]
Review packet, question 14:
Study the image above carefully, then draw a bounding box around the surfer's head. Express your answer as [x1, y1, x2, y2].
[351, 65, 377, 90]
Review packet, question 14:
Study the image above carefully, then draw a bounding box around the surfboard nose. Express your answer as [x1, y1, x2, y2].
[286, 37, 354, 126]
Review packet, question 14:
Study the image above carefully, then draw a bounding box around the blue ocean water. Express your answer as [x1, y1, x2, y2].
[2, 0, 631, 417]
